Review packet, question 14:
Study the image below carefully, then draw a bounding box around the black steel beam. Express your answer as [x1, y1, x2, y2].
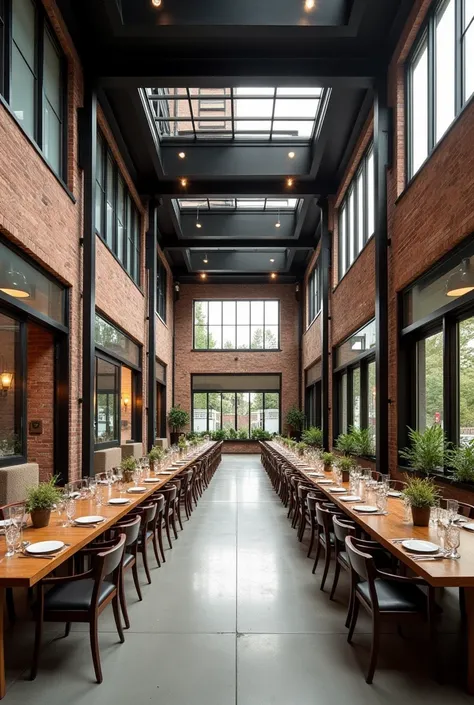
[157, 179, 334, 197]
[163, 239, 315, 250]
[180, 212, 296, 240]
[374, 78, 389, 474]
[80, 82, 97, 478]
[146, 201, 158, 451]
[320, 200, 331, 451]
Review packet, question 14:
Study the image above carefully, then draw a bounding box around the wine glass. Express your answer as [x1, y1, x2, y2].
[445, 525, 461, 559]
[66, 498, 76, 526]
[4, 522, 21, 557]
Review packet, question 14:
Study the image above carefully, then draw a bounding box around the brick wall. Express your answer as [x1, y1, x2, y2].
[156, 247, 174, 440]
[27, 323, 55, 481]
[221, 441, 261, 454]
[174, 282, 299, 434]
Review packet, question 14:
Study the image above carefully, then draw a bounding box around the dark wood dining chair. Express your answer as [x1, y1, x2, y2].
[170, 478, 184, 531]
[330, 515, 357, 609]
[305, 490, 326, 557]
[160, 485, 179, 549]
[150, 492, 166, 563]
[109, 514, 142, 628]
[345, 535, 436, 684]
[178, 469, 194, 520]
[31, 533, 126, 684]
[312, 503, 346, 590]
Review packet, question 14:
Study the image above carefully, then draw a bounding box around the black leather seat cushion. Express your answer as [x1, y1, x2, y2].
[123, 553, 135, 568]
[44, 579, 115, 611]
[357, 579, 427, 612]
[338, 550, 350, 568]
[138, 529, 154, 544]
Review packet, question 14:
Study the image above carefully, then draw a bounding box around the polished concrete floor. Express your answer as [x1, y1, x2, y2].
[3, 454, 472, 703]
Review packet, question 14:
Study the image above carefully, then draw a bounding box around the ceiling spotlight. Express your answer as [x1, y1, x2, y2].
[151, 0, 162, 6]
[178, 151, 186, 159]
[196, 222, 202, 229]
[200, 273, 207, 280]
[304, 0, 315, 10]
[275, 209, 281, 228]
[270, 272, 277, 280]
[445, 258, 474, 297]
[196, 207, 202, 229]
[288, 151, 295, 159]
[203, 253, 208, 264]
[180, 178, 188, 187]
[270, 258, 275, 263]
[286, 177, 294, 187]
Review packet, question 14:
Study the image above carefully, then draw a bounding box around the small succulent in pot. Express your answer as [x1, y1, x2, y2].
[120, 456, 138, 483]
[321, 452, 335, 472]
[402, 475, 441, 527]
[25, 476, 62, 529]
[336, 455, 355, 483]
[148, 446, 165, 473]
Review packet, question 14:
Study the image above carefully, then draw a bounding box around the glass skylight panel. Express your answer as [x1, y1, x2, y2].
[176, 198, 300, 212]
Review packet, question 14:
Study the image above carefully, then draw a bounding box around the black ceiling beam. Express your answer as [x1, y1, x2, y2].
[174, 272, 299, 284]
[162, 239, 315, 250]
[157, 179, 332, 197]
[179, 212, 296, 240]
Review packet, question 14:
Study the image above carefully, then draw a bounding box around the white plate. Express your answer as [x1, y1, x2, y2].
[340, 495, 362, 502]
[127, 487, 147, 493]
[0, 519, 27, 527]
[74, 515, 105, 525]
[26, 540, 65, 555]
[307, 472, 324, 477]
[463, 523, 474, 532]
[108, 498, 130, 505]
[328, 487, 347, 493]
[158, 471, 174, 475]
[316, 479, 333, 485]
[144, 478, 159, 483]
[353, 505, 379, 513]
[388, 490, 402, 497]
[401, 539, 440, 554]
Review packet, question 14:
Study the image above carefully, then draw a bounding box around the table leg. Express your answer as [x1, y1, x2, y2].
[464, 587, 474, 694]
[0, 586, 5, 699]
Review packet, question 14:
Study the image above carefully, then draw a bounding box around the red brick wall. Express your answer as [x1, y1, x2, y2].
[222, 441, 260, 454]
[156, 247, 174, 440]
[27, 323, 54, 481]
[174, 282, 299, 434]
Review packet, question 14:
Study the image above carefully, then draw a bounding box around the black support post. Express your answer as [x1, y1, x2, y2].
[374, 78, 390, 474]
[146, 201, 158, 451]
[320, 199, 331, 452]
[80, 82, 97, 477]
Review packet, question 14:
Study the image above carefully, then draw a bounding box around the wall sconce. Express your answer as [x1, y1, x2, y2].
[1, 372, 13, 396]
[295, 282, 301, 302]
[174, 281, 180, 301]
[122, 395, 130, 410]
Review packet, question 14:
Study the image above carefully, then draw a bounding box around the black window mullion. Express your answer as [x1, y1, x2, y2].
[364, 152, 369, 245]
[345, 198, 350, 276]
[206, 301, 210, 349]
[234, 392, 237, 431]
[35, 3, 43, 148]
[455, 0, 463, 112]
[443, 315, 458, 453]
[347, 368, 354, 429]
[360, 362, 369, 428]
[427, 15, 435, 153]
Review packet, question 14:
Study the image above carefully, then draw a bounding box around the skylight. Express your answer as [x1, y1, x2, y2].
[177, 198, 300, 211]
[145, 87, 325, 142]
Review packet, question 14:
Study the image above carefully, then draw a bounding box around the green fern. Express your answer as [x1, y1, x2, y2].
[399, 425, 446, 473]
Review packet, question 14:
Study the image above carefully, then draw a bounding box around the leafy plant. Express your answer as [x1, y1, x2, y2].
[211, 428, 227, 441]
[335, 431, 358, 456]
[399, 425, 446, 474]
[301, 426, 323, 447]
[446, 441, 474, 483]
[148, 446, 165, 462]
[227, 427, 238, 440]
[121, 456, 138, 472]
[238, 429, 249, 440]
[168, 405, 190, 432]
[337, 456, 355, 471]
[25, 477, 61, 513]
[350, 427, 374, 456]
[285, 406, 306, 432]
[251, 428, 272, 440]
[178, 435, 188, 449]
[402, 475, 441, 508]
[321, 452, 335, 466]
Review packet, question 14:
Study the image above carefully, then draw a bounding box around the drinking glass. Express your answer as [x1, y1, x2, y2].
[4, 522, 21, 557]
[403, 497, 412, 524]
[375, 486, 388, 513]
[66, 498, 76, 526]
[445, 525, 461, 559]
[436, 518, 447, 551]
[56, 498, 68, 527]
[447, 500, 459, 523]
[95, 485, 104, 507]
[132, 469, 141, 487]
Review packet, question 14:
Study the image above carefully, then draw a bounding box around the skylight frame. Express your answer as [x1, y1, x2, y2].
[176, 197, 300, 212]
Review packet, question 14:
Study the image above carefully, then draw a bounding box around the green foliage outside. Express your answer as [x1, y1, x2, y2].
[399, 425, 446, 473]
[301, 426, 323, 447]
[194, 302, 278, 350]
[446, 441, 474, 483]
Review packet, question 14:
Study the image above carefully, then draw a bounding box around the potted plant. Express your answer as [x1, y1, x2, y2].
[168, 405, 190, 445]
[237, 429, 248, 440]
[337, 455, 355, 483]
[321, 452, 335, 472]
[120, 456, 137, 483]
[25, 477, 61, 529]
[301, 426, 323, 447]
[148, 446, 165, 473]
[446, 441, 474, 484]
[335, 430, 358, 456]
[399, 425, 446, 474]
[285, 406, 306, 440]
[402, 475, 440, 526]
[350, 427, 375, 457]
[295, 441, 307, 456]
[211, 428, 227, 441]
[178, 435, 188, 456]
[251, 428, 272, 441]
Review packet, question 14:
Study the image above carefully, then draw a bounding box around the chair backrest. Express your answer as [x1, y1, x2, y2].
[297, 484, 313, 500]
[96, 533, 126, 578]
[316, 502, 334, 533]
[332, 514, 356, 544]
[151, 492, 165, 513]
[0, 501, 26, 521]
[114, 514, 141, 547]
[161, 484, 178, 507]
[345, 535, 375, 582]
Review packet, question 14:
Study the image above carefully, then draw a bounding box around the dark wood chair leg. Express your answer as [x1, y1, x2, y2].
[366, 614, 380, 684]
[312, 539, 322, 574]
[329, 561, 341, 601]
[345, 572, 356, 628]
[320, 544, 332, 591]
[152, 531, 161, 567]
[131, 561, 143, 601]
[30, 586, 44, 681]
[141, 545, 152, 584]
[307, 523, 315, 558]
[120, 570, 131, 629]
[165, 514, 173, 549]
[157, 520, 166, 563]
[89, 615, 103, 684]
[64, 622, 71, 637]
[347, 599, 360, 644]
[171, 512, 179, 540]
[112, 595, 125, 643]
[176, 500, 184, 531]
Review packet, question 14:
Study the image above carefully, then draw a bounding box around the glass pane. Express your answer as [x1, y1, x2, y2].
[459, 318, 474, 444]
[194, 301, 208, 326]
[116, 177, 125, 263]
[250, 300, 264, 324]
[222, 326, 236, 349]
[339, 205, 346, 277]
[264, 392, 280, 434]
[0, 240, 65, 324]
[43, 30, 61, 116]
[222, 300, 236, 324]
[120, 366, 133, 444]
[436, 0, 455, 141]
[357, 169, 365, 251]
[95, 357, 119, 443]
[11, 45, 35, 138]
[208, 325, 222, 349]
[335, 319, 376, 367]
[367, 149, 375, 236]
[265, 300, 279, 325]
[193, 392, 208, 432]
[222, 393, 236, 430]
[106, 156, 114, 248]
[208, 300, 222, 325]
[465, 21, 474, 102]
[411, 42, 429, 175]
[208, 392, 221, 431]
[417, 331, 443, 430]
[94, 314, 140, 367]
[250, 393, 263, 432]
[12, 0, 35, 67]
[348, 188, 355, 265]
[272, 120, 314, 139]
[194, 326, 208, 349]
[237, 392, 250, 433]
[352, 368, 361, 429]
[340, 373, 348, 434]
[368, 361, 376, 450]
[43, 102, 60, 173]
[0, 313, 22, 458]
[237, 301, 250, 325]
[237, 326, 249, 349]
[250, 326, 263, 349]
[264, 326, 279, 349]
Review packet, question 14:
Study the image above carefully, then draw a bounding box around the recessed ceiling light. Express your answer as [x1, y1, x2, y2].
[196, 222, 202, 229]
[180, 178, 188, 187]
[270, 258, 275, 263]
[270, 272, 277, 280]
[286, 177, 294, 187]
[275, 222, 281, 228]
[203, 254, 208, 263]
[288, 151, 295, 159]
[151, 0, 162, 6]
[200, 273, 207, 280]
[178, 151, 186, 159]
[304, 0, 315, 10]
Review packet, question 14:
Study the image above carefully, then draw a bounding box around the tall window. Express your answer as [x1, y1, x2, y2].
[0, 0, 66, 177]
[193, 391, 280, 435]
[308, 261, 322, 326]
[95, 132, 142, 286]
[94, 357, 119, 445]
[193, 300, 279, 350]
[338, 144, 375, 280]
[0, 311, 25, 465]
[400, 236, 474, 475]
[157, 256, 167, 322]
[305, 361, 322, 428]
[334, 319, 376, 451]
[407, 0, 474, 179]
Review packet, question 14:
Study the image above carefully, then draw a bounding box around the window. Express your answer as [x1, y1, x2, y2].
[192, 391, 280, 435]
[193, 300, 279, 350]
[400, 236, 474, 475]
[94, 357, 119, 445]
[157, 256, 167, 322]
[1, 0, 66, 177]
[95, 132, 142, 286]
[0, 311, 25, 465]
[308, 261, 322, 325]
[407, 0, 474, 180]
[338, 145, 374, 280]
[95, 314, 140, 368]
[334, 319, 376, 452]
[305, 361, 322, 429]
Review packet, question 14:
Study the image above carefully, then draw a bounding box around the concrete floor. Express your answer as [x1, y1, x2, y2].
[3, 454, 472, 704]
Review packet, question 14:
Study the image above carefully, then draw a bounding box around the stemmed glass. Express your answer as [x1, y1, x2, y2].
[446, 499, 459, 523]
[445, 524, 461, 559]
[66, 498, 77, 526]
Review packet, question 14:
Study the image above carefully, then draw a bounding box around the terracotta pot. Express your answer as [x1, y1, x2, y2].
[122, 469, 134, 483]
[30, 509, 51, 529]
[341, 469, 350, 483]
[324, 463, 332, 473]
[170, 432, 181, 446]
[411, 506, 431, 527]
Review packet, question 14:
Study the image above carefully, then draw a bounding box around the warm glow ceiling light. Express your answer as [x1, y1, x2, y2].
[0, 372, 13, 394]
[288, 151, 295, 159]
[180, 178, 188, 187]
[286, 177, 294, 187]
[270, 258, 275, 263]
[203, 253, 208, 263]
[196, 207, 202, 229]
[178, 151, 186, 159]
[275, 209, 281, 228]
[0, 267, 31, 298]
[200, 273, 207, 279]
[304, 0, 315, 10]
[445, 258, 474, 297]
[270, 272, 277, 280]
[151, 0, 162, 7]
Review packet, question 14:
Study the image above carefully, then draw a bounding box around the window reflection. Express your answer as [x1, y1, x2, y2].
[0, 312, 23, 460]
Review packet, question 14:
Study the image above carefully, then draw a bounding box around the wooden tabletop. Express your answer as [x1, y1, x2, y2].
[0, 444, 215, 588]
[265, 442, 474, 588]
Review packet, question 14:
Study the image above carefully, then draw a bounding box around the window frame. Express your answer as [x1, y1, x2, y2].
[191, 389, 281, 435]
[305, 380, 322, 429]
[0, 0, 67, 179]
[308, 260, 322, 327]
[0, 306, 27, 468]
[192, 299, 280, 351]
[156, 256, 167, 323]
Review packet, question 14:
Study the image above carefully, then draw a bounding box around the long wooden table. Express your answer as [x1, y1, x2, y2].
[263, 442, 474, 693]
[0, 443, 218, 699]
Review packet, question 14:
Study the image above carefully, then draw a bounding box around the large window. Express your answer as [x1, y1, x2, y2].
[407, 0, 474, 179]
[193, 300, 279, 350]
[338, 145, 375, 280]
[0, 0, 66, 177]
[157, 256, 167, 322]
[193, 391, 280, 435]
[94, 356, 119, 445]
[334, 320, 376, 451]
[0, 311, 25, 465]
[400, 236, 474, 474]
[305, 361, 322, 428]
[96, 132, 141, 286]
[308, 261, 322, 326]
